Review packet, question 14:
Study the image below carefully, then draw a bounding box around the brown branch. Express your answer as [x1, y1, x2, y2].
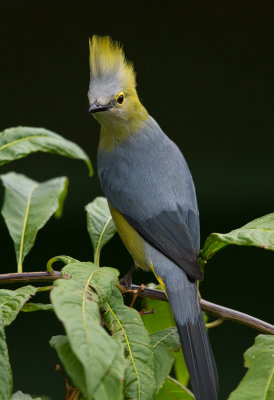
[0, 271, 61, 284]
[121, 284, 274, 335]
[0, 271, 273, 335]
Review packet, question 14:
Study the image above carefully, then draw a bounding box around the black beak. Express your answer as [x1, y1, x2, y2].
[89, 102, 112, 114]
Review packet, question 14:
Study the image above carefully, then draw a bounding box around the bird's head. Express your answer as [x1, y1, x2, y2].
[88, 35, 147, 130]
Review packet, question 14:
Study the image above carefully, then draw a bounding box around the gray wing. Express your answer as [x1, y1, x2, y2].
[98, 118, 202, 281]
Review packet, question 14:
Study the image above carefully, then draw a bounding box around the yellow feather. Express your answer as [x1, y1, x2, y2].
[108, 202, 149, 270]
[150, 262, 168, 298]
[89, 35, 136, 92]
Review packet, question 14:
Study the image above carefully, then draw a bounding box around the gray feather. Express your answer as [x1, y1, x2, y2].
[145, 243, 218, 400]
[98, 116, 202, 280]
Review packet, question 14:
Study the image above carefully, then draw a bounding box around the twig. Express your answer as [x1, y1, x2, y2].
[56, 364, 73, 399]
[200, 297, 274, 334]
[56, 363, 79, 400]
[68, 388, 79, 400]
[0, 271, 61, 284]
[0, 271, 273, 334]
[139, 309, 155, 316]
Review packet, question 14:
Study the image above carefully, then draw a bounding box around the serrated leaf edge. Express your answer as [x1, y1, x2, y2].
[152, 329, 178, 349]
[0, 286, 37, 327]
[166, 376, 194, 398]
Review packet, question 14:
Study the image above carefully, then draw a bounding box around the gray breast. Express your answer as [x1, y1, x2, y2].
[97, 116, 200, 252]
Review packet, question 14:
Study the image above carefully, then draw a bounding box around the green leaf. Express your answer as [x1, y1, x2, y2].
[51, 334, 125, 400]
[50, 335, 87, 396]
[11, 392, 42, 399]
[1, 172, 68, 272]
[93, 341, 125, 400]
[61, 262, 119, 303]
[200, 213, 274, 265]
[21, 303, 53, 312]
[51, 262, 120, 399]
[173, 351, 191, 388]
[0, 126, 93, 175]
[104, 288, 155, 400]
[228, 334, 274, 400]
[141, 284, 175, 334]
[0, 285, 37, 326]
[0, 311, 13, 400]
[151, 327, 180, 392]
[155, 376, 194, 399]
[85, 197, 116, 265]
[141, 284, 189, 387]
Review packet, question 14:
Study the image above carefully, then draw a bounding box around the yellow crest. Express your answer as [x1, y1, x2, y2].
[89, 35, 136, 91]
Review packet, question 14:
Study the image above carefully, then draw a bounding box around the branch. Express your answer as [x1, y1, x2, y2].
[120, 284, 274, 335]
[0, 272, 273, 335]
[0, 271, 61, 284]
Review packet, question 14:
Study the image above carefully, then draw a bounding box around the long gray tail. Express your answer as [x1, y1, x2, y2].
[155, 262, 218, 400]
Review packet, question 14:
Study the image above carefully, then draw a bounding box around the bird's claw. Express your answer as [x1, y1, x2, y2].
[129, 283, 146, 308]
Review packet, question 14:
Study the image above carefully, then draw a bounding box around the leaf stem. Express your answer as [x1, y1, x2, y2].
[94, 215, 112, 266]
[206, 319, 223, 329]
[36, 285, 53, 292]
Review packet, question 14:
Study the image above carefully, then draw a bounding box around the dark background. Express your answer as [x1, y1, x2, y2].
[1, 1, 273, 399]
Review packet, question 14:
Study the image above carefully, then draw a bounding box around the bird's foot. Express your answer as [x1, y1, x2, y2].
[129, 283, 146, 308]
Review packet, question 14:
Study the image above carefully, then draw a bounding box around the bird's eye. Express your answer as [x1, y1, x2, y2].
[116, 92, 125, 105]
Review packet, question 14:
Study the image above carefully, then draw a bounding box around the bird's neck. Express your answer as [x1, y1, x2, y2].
[98, 98, 149, 151]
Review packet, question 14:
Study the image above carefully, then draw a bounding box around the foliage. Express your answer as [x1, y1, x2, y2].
[199, 213, 274, 268]
[0, 126, 92, 175]
[1, 173, 68, 273]
[0, 311, 13, 400]
[0, 285, 37, 326]
[51, 262, 120, 399]
[0, 126, 273, 399]
[228, 335, 274, 400]
[155, 376, 194, 400]
[85, 197, 117, 265]
[103, 287, 156, 400]
[150, 327, 181, 391]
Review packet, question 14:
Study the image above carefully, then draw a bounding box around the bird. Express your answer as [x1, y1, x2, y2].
[88, 35, 218, 400]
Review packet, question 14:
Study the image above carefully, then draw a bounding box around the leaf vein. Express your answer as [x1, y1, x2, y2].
[264, 367, 274, 400]
[18, 183, 39, 272]
[152, 330, 176, 349]
[105, 301, 141, 400]
[0, 135, 46, 152]
[81, 269, 100, 364]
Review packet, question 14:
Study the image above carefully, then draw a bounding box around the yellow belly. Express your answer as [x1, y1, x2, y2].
[108, 202, 149, 270]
